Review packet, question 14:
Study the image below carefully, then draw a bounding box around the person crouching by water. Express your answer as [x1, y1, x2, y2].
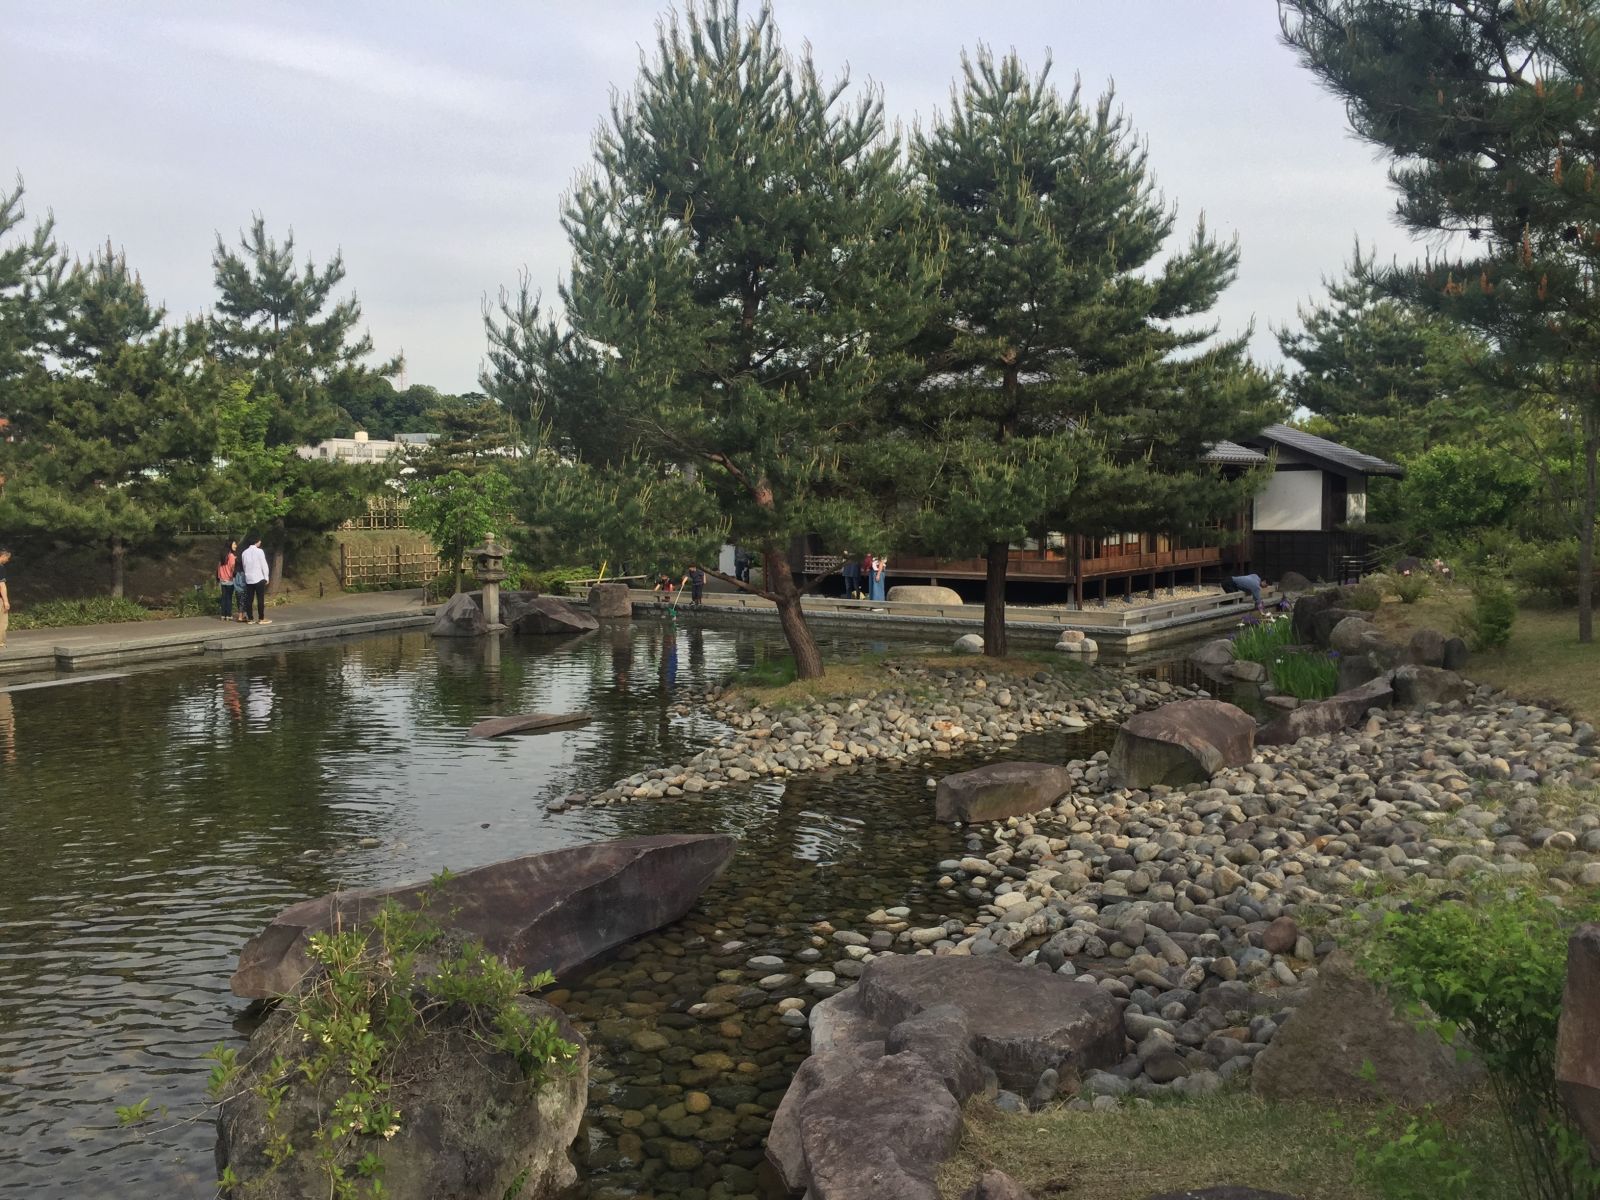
[217, 540, 239, 620]
[653, 572, 676, 609]
[240, 534, 272, 624]
[1221, 572, 1266, 611]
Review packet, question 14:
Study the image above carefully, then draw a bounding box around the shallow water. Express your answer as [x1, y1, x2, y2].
[0, 619, 1119, 1199]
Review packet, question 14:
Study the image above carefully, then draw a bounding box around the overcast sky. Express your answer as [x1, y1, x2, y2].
[3, 1, 1415, 394]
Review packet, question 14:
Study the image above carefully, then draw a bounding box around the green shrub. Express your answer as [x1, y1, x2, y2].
[1466, 577, 1516, 651]
[1509, 539, 1585, 607]
[170, 581, 221, 617]
[1357, 1108, 1479, 1200]
[518, 564, 600, 596]
[1358, 888, 1600, 1200]
[730, 655, 798, 689]
[10, 596, 152, 629]
[1230, 613, 1294, 664]
[1394, 575, 1431, 605]
[1269, 649, 1339, 699]
[1341, 581, 1384, 612]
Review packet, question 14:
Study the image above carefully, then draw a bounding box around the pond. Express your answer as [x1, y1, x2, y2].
[0, 618, 1124, 1199]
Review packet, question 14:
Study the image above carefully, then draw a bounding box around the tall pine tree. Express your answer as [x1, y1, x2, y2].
[0, 180, 70, 491]
[209, 217, 398, 584]
[0, 243, 218, 595]
[1282, 0, 1600, 640]
[899, 51, 1277, 654]
[548, 0, 939, 678]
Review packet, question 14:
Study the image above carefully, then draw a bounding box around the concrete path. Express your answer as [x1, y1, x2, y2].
[0, 590, 435, 679]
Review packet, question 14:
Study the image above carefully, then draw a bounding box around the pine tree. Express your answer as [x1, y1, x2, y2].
[1283, 0, 1600, 640]
[209, 217, 400, 584]
[0, 180, 70, 482]
[0, 243, 218, 595]
[548, 1, 939, 678]
[414, 397, 518, 478]
[899, 51, 1278, 655]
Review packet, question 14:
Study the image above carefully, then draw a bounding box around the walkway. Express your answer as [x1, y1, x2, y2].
[0, 590, 435, 680]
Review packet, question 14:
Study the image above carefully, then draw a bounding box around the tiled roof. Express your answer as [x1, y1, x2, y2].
[1203, 440, 1269, 466]
[1252, 424, 1405, 477]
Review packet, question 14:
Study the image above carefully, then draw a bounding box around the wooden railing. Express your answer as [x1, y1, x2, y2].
[339, 540, 438, 588]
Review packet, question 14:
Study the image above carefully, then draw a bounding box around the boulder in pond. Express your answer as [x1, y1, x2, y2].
[1108, 699, 1255, 789]
[429, 591, 487, 638]
[1556, 923, 1600, 1158]
[1252, 950, 1479, 1106]
[587, 581, 632, 619]
[217, 994, 586, 1200]
[888, 585, 963, 606]
[509, 596, 599, 636]
[934, 761, 1074, 824]
[1390, 664, 1470, 708]
[814, 954, 1124, 1091]
[231, 833, 737, 999]
[1257, 673, 1395, 745]
[1190, 638, 1235, 668]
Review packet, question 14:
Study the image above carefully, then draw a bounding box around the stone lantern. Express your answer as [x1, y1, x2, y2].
[471, 532, 509, 631]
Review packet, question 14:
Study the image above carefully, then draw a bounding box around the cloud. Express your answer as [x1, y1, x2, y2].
[158, 19, 526, 121]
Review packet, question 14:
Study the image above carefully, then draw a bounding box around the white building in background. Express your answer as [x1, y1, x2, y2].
[296, 430, 438, 464]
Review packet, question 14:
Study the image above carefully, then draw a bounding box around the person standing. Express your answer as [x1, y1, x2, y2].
[217, 540, 239, 620]
[687, 565, 705, 609]
[240, 534, 271, 625]
[0, 547, 11, 649]
[869, 553, 888, 603]
[841, 552, 862, 599]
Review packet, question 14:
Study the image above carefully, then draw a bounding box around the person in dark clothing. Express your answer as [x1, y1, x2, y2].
[840, 552, 862, 599]
[687, 566, 705, 608]
[733, 547, 751, 584]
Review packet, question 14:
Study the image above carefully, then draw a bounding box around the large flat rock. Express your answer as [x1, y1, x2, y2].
[509, 595, 600, 636]
[934, 761, 1074, 824]
[231, 833, 736, 998]
[1109, 699, 1255, 789]
[888, 585, 963, 606]
[1556, 923, 1600, 1158]
[830, 954, 1124, 1090]
[430, 591, 487, 638]
[1257, 674, 1394, 745]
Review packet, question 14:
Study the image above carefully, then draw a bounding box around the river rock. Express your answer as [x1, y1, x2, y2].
[1277, 571, 1312, 593]
[587, 581, 632, 619]
[816, 954, 1124, 1090]
[1443, 636, 1470, 670]
[1257, 673, 1395, 745]
[1190, 639, 1235, 668]
[889, 585, 963, 606]
[1252, 950, 1478, 1105]
[954, 633, 985, 654]
[1556, 923, 1600, 1158]
[430, 591, 488, 638]
[1390, 664, 1470, 708]
[935, 761, 1075, 823]
[962, 1171, 1038, 1200]
[1328, 616, 1379, 656]
[1406, 627, 1447, 667]
[1108, 699, 1255, 789]
[216, 996, 587, 1200]
[510, 596, 600, 636]
[231, 834, 737, 998]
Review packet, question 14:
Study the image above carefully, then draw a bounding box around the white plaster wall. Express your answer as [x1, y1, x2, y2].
[1346, 480, 1368, 524]
[1254, 470, 1324, 531]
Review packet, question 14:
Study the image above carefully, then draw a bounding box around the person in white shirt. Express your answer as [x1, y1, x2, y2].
[239, 534, 272, 625]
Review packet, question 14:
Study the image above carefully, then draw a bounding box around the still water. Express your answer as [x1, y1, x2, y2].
[0, 620, 1117, 1198]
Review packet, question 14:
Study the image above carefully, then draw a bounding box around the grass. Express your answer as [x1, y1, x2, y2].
[9, 596, 156, 629]
[1270, 648, 1339, 699]
[1230, 613, 1295, 663]
[1369, 590, 1600, 721]
[722, 650, 1088, 708]
[939, 1092, 1519, 1200]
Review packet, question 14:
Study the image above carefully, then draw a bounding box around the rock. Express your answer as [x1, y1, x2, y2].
[1261, 917, 1298, 955]
[812, 954, 1124, 1091]
[467, 712, 591, 739]
[889, 585, 964, 606]
[1556, 923, 1600, 1159]
[1442, 636, 1470, 670]
[1058, 629, 1086, 644]
[935, 761, 1075, 824]
[216, 996, 586, 1200]
[1406, 627, 1447, 668]
[509, 596, 600, 636]
[429, 591, 488, 638]
[1257, 674, 1394, 746]
[1144, 1191, 1303, 1200]
[1390, 665, 1470, 708]
[1277, 571, 1312, 593]
[885, 1003, 987, 1101]
[1108, 700, 1256, 789]
[962, 1171, 1038, 1200]
[587, 581, 632, 619]
[231, 834, 737, 999]
[1228, 660, 1266, 683]
[1252, 951, 1479, 1105]
[1329, 616, 1379, 656]
[1190, 639, 1235, 668]
[954, 634, 985, 655]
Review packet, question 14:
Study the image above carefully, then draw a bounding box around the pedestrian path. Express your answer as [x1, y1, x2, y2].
[0, 590, 435, 679]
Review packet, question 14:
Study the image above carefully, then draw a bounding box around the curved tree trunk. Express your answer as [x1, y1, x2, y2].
[983, 539, 1008, 658]
[110, 536, 126, 599]
[765, 550, 824, 679]
[270, 518, 286, 595]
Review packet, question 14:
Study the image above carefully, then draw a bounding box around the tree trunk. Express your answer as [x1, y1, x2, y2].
[983, 540, 1008, 658]
[765, 550, 824, 680]
[1581, 407, 1597, 644]
[110, 536, 126, 599]
[270, 518, 286, 595]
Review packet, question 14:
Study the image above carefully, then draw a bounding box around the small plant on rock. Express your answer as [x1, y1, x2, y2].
[1269, 649, 1338, 700]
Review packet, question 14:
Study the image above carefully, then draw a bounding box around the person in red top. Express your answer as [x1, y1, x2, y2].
[217, 540, 239, 621]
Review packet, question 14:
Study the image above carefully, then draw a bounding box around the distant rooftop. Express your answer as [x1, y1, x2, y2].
[1203, 440, 1269, 467]
[1251, 424, 1405, 477]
